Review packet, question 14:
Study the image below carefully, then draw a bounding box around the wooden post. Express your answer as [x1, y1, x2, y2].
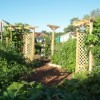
[89, 20, 93, 72]
[51, 30, 55, 55]
[30, 26, 37, 60]
[24, 35, 28, 58]
[10, 31, 13, 42]
[6, 37, 9, 45]
[75, 28, 79, 73]
[0, 22, 3, 42]
[31, 29, 35, 60]
[7, 26, 14, 42]
[47, 25, 59, 56]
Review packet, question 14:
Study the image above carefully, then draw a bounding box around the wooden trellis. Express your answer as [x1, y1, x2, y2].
[0, 24, 36, 61]
[76, 31, 88, 72]
[73, 19, 93, 73]
[23, 33, 35, 61]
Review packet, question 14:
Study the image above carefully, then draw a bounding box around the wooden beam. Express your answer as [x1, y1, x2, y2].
[73, 19, 91, 27]
[47, 25, 60, 30]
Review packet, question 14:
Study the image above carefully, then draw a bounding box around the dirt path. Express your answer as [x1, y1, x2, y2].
[25, 63, 72, 86]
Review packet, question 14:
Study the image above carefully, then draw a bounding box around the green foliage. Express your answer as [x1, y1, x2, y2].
[1, 9, 100, 100]
[84, 17, 100, 67]
[83, 8, 100, 19]
[63, 17, 79, 33]
[0, 81, 44, 100]
[51, 38, 76, 72]
[44, 36, 51, 57]
[58, 71, 100, 100]
[0, 43, 32, 91]
[0, 41, 99, 100]
[4, 23, 31, 53]
[55, 32, 65, 38]
[70, 17, 79, 24]
[64, 25, 76, 33]
[0, 42, 25, 64]
[35, 42, 41, 54]
[0, 71, 100, 100]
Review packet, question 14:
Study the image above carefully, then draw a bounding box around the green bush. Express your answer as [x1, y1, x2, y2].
[35, 42, 41, 54]
[51, 38, 76, 72]
[0, 43, 32, 91]
[0, 71, 100, 100]
[58, 71, 100, 100]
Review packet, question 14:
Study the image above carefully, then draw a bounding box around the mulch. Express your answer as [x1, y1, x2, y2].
[23, 62, 72, 86]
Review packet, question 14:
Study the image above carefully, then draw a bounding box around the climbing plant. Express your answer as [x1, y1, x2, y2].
[84, 18, 100, 68]
[4, 23, 31, 53]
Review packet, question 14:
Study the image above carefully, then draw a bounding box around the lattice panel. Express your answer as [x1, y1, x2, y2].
[76, 32, 88, 72]
[23, 35, 27, 57]
[23, 33, 34, 61]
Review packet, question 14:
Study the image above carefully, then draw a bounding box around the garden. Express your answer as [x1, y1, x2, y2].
[0, 10, 100, 100]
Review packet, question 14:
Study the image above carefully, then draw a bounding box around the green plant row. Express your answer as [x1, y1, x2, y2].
[51, 38, 76, 72]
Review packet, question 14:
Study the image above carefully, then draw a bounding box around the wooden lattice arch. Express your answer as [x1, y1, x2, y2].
[23, 33, 35, 61]
[73, 19, 93, 73]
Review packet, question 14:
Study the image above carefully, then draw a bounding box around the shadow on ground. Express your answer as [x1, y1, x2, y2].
[21, 63, 72, 86]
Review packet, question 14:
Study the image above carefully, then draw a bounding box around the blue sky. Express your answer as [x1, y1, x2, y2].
[0, 0, 100, 32]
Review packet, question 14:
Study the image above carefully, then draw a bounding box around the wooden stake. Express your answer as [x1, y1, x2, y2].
[22, 35, 27, 60]
[89, 21, 93, 72]
[75, 28, 79, 73]
[51, 30, 55, 55]
[1, 22, 3, 42]
[32, 29, 35, 60]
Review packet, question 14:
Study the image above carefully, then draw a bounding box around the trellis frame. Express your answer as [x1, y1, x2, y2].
[23, 26, 38, 61]
[23, 33, 34, 61]
[5, 25, 37, 61]
[73, 19, 93, 73]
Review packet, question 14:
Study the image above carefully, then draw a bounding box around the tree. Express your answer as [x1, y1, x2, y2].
[83, 8, 100, 19]
[70, 17, 79, 25]
[91, 8, 100, 19]
[83, 14, 90, 19]
[63, 17, 79, 33]
[64, 25, 75, 33]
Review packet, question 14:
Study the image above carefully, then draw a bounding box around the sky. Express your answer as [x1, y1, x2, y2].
[0, 0, 100, 32]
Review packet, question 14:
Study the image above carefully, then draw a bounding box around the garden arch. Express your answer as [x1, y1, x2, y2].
[23, 26, 38, 61]
[3, 25, 37, 61]
[73, 19, 93, 73]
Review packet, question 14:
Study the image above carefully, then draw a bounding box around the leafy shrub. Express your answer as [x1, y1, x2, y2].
[0, 42, 25, 65]
[0, 81, 44, 100]
[35, 42, 42, 54]
[51, 38, 76, 72]
[0, 42, 32, 91]
[0, 71, 100, 100]
[58, 71, 100, 100]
